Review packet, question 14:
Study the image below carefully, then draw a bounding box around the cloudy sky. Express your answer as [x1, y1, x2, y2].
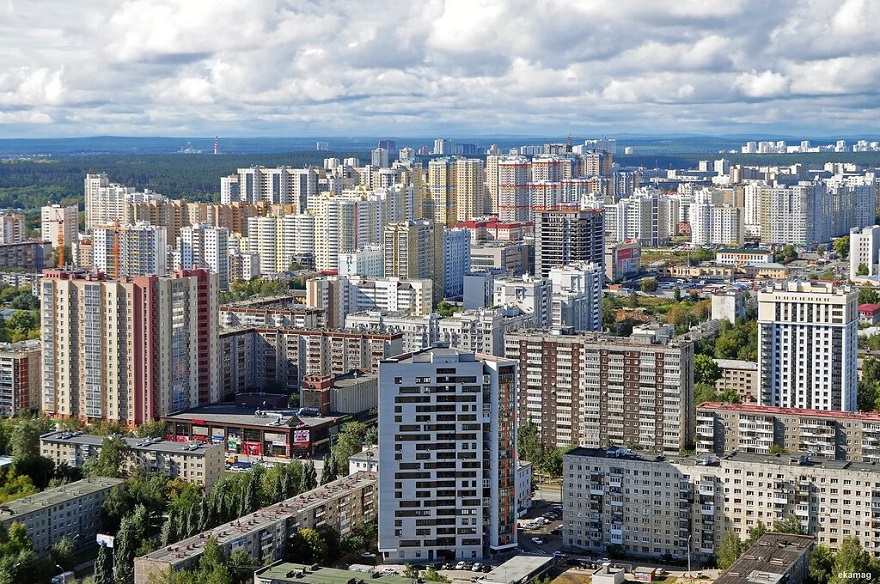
[1, 0, 879, 138]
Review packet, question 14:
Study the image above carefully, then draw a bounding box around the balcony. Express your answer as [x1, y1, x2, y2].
[700, 505, 714, 515]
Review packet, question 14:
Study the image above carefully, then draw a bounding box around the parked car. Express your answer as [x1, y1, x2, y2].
[472, 563, 482, 572]
[455, 562, 468, 571]
[531, 537, 545, 545]
[481, 565, 492, 573]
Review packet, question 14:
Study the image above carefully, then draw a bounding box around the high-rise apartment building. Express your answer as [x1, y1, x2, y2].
[306, 275, 433, 328]
[533, 206, 604, 279]
[40, 206, 77, 250]
[505, 326, 693, 452]
[0, 340, 42, 417]
[92, 221, 168, 277]
[850, 225, 880, 280]
[177, 224, 230, 290]
[455, 158, 488, 222]
[84, 172, 165, 231]
[383, 219, 444, 303]
[378, 348, 518, 561]
[757, 281, 858, 411]
[0, 213, 26, 245]
[548, 262, 603, 332]
[497, 156, 531, 222]
[221, 167, 318, 211]
[443, 227, 471, 299]
[40, 268, 219, 425]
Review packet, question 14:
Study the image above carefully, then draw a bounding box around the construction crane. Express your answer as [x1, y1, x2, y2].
[52, 208, 65, 269]
[112, 219, 121, 279]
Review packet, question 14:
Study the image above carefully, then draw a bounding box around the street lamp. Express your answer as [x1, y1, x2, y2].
[687, 534, 692, 579]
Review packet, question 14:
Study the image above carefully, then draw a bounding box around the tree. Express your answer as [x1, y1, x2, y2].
[860, 287, 880, 305]
[135, 420, 168, 438]
[640, 278, 658, 293]
[743, 521, 766, 549]
[673, 287, 682, 302]
[772, 514, 806, 535]
[694, 382, 718, 406]
[10, 418, 44, 462]
[50, 536, 76, 571]
[716, 530, 743, 570]
[830, 537, 872, 584]
[517, 419, 542, 464]
[809, 545, 835, 584]
[94, 542, 114, 584]
[364, 426, 378, 446]
[858, 263, 870, 276]
[331, 422, 368, 474]
[114, 513, 138, 584]
[84, 436, 132, 478]
[833, 236, 850, 260]
[695, 354, 722, 385]
[858, 381, 878, 413]
[288, 528, 328, 564]
[718, 388, 742, 404]
[201, 538, 226, 572]
[320, 453, 337, 485]
[300, 460, 317, 492]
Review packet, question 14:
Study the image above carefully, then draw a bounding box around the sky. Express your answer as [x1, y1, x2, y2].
[2, 0, 880, 139]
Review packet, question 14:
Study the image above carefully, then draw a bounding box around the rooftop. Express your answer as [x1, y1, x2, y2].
[163, 404, 338, 429]
[483, 554, 555, 584]
[40, 431, 223, 455]
[713, 360, 758, 370]
[715, 533, 814, 584]
[254, 563, 411, 584]
[140, 471, 376, 567]
[0, 477, 124, 520]
[698, 401, 880, 423]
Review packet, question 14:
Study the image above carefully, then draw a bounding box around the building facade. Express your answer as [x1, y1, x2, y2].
[757, 282, 858, 411]
[0, 477, 124, 555]
[505, 326, 694, 452]
[40, 432, 225, 487]
[378, 348, 518, 561]
[0, 340, 41, 417]
[40, 269, 219, 425]
[534, 206, 604, 280]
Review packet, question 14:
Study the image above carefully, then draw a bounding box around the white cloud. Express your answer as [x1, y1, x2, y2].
[0, 0, 879, 136]
[735, 70, 789, 99]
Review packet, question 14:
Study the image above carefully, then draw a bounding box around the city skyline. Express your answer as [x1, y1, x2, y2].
[2, 0, 879, 138]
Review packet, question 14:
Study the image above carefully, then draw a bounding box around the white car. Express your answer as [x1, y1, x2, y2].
[455, 562, 468, 571]
[531, 537, 544, 545]
[472, 563, 482, 572]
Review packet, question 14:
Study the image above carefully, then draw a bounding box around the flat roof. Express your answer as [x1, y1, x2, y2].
[163, 404, 337, 429]
[698, 401, 880, 422]
[255, 563, 411, 584]
[565, 446, 880, 475]
[0, 477, 123, 519]
[139, 471, 376, 567]
[713, 360, 758, 370]
[40, 432, 223, 455]
[483, 555, 555, 584]
[715, 533, 814, 584]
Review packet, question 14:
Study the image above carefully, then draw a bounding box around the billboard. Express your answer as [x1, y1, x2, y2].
[293, 429, 310, 445]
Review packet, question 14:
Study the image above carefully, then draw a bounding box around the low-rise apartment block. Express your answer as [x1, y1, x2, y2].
[40, 432, 225, 487]
[563, 447, 880, 562]
[0, 477, 124, 555]
[134, 471, 377, 584]
[696, 402, 880, 462]
[713, 360, 759, 403]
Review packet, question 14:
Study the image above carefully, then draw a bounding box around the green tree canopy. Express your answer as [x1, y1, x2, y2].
[716, 530, 743, 570]
[695, 354, 722, 385]
[833, 236, 850, 259]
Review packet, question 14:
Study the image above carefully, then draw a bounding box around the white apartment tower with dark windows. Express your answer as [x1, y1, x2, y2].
[378, 348, 518, 562]
[758, 281, 858, 411]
